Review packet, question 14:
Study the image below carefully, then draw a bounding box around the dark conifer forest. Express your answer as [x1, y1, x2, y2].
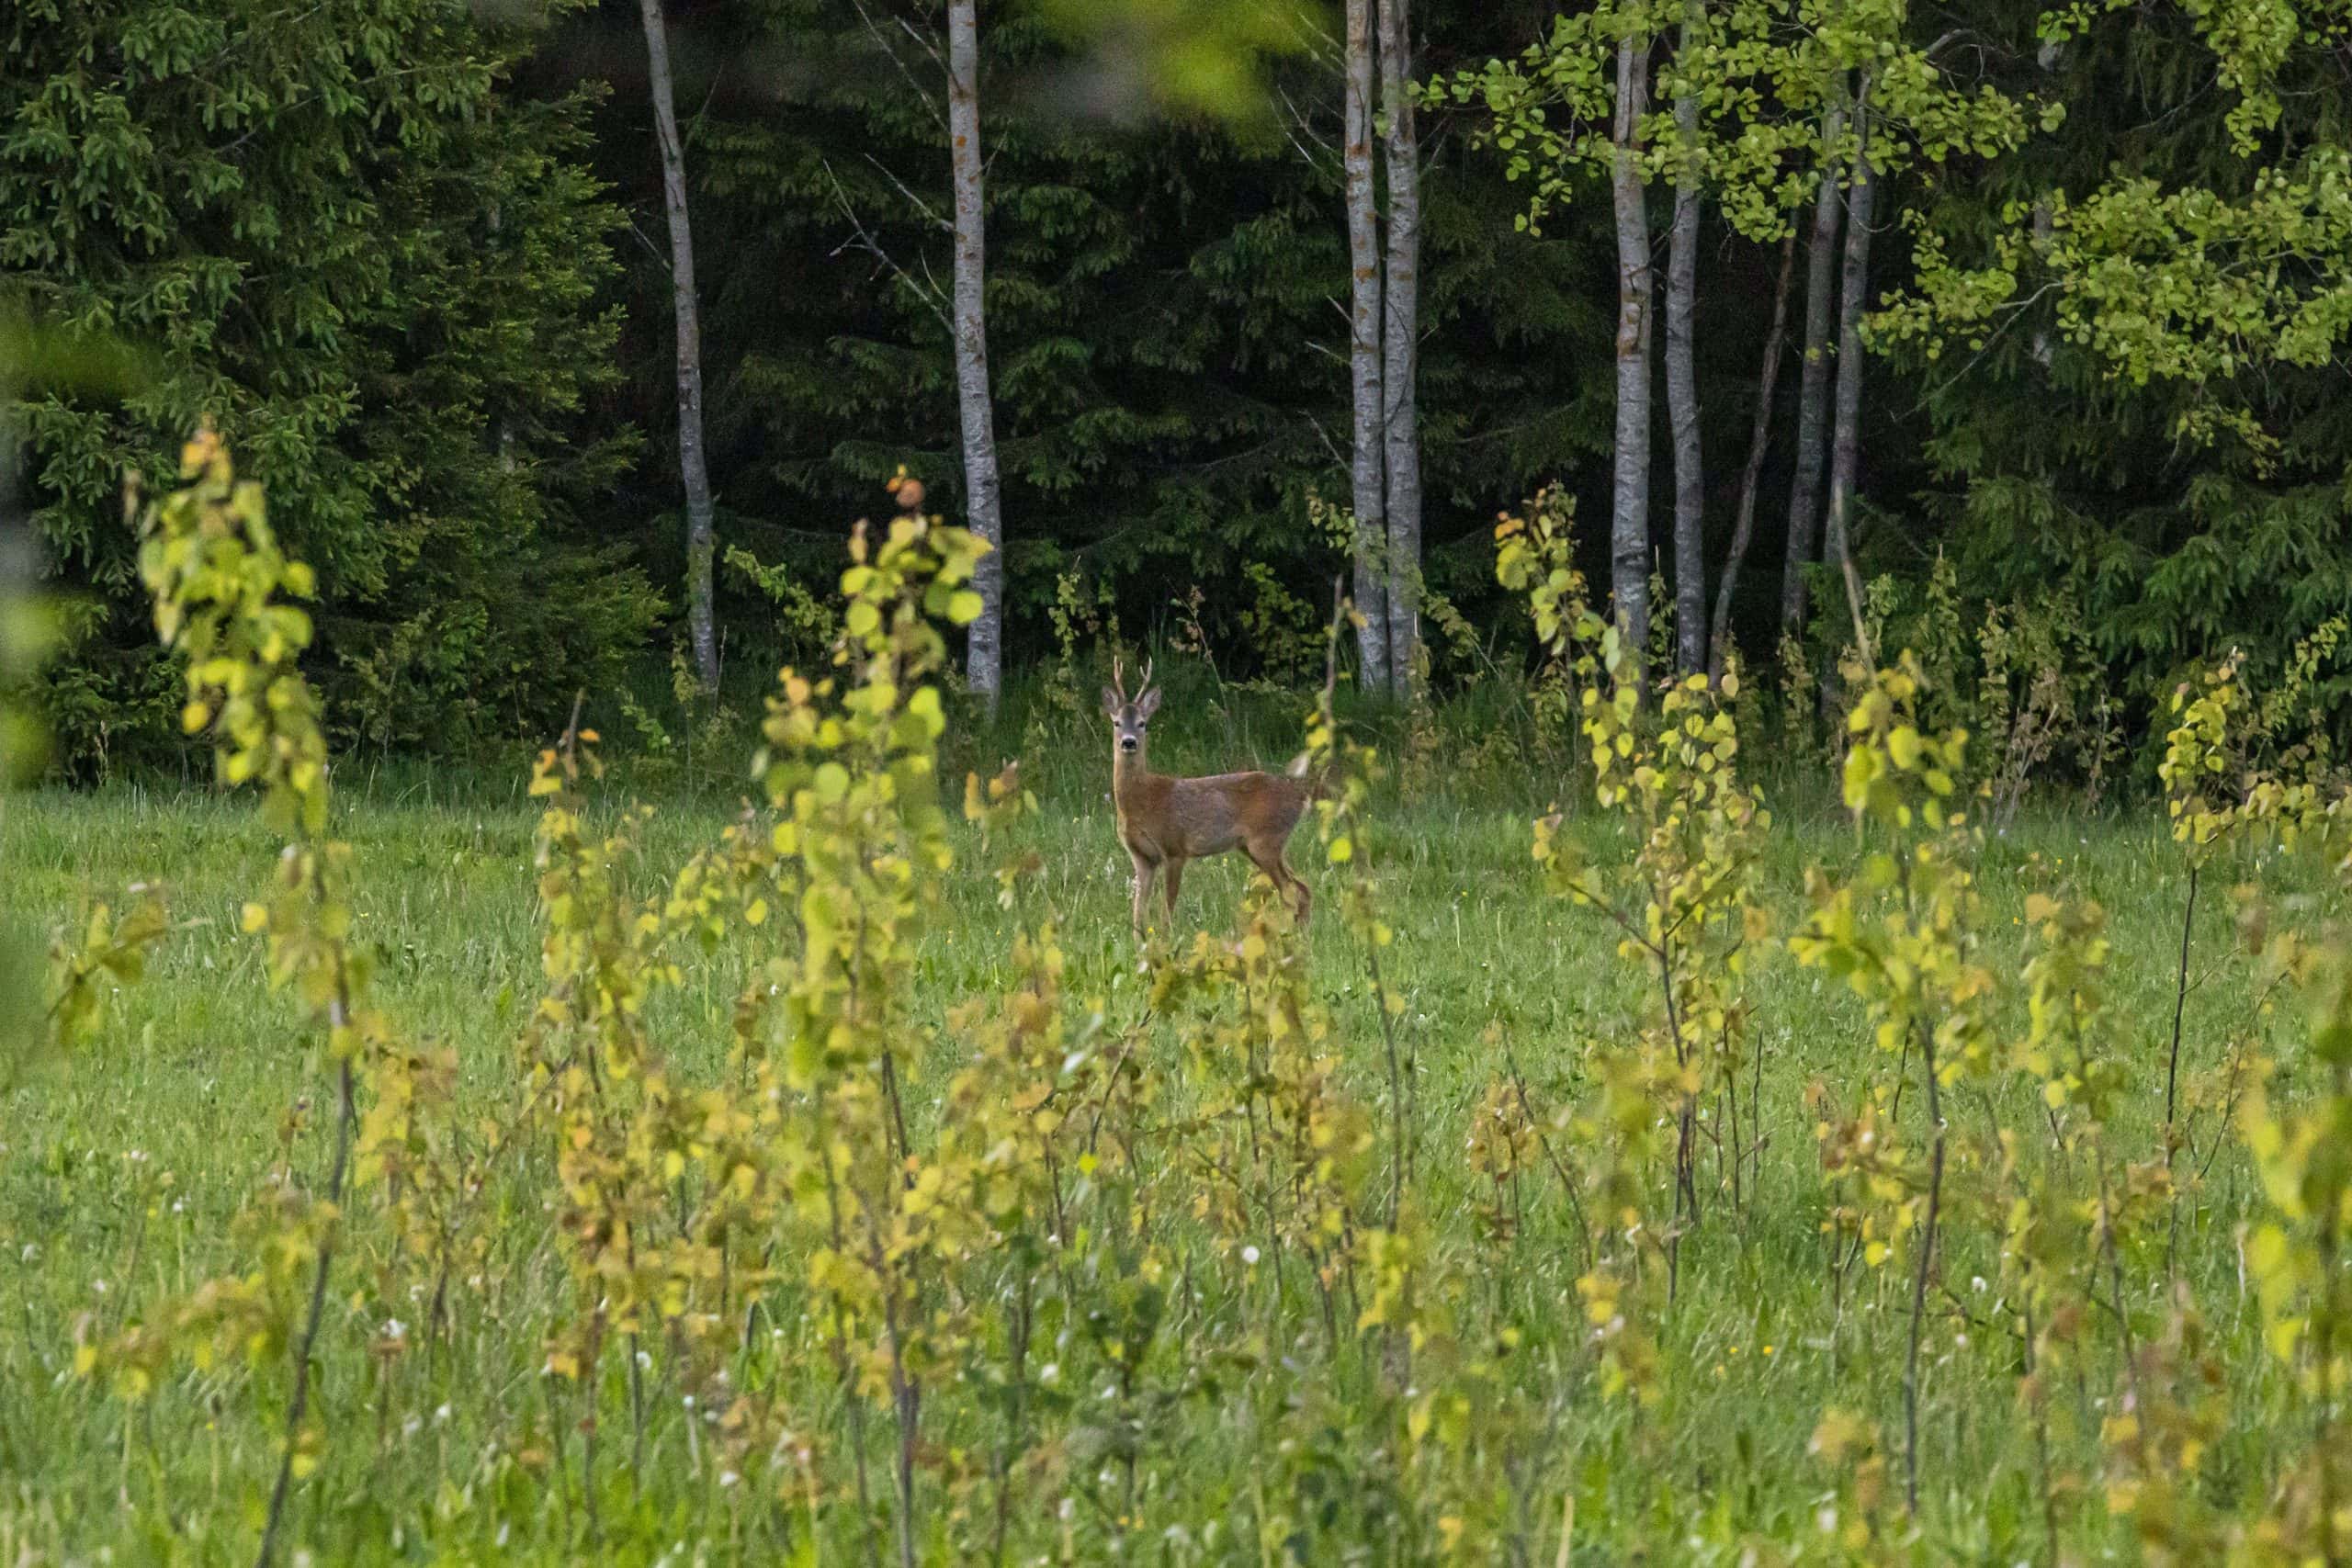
[8, 0, 2350, 773]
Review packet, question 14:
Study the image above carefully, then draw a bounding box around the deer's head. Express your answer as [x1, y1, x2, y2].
[1102, 657, 1160, 758]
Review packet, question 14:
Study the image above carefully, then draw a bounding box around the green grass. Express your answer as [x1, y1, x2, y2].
[0, 753, 2335, 1564]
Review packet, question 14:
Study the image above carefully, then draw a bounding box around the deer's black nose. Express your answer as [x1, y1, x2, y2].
[1119, 738, 1138, 751]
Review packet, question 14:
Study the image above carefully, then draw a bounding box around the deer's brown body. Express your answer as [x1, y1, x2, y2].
[1105, 660, 1313, 938]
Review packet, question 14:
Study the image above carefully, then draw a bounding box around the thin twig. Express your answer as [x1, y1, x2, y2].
[255, 1050, 355, 1568]
[822, 161, 953, 334]
[846, 0, 945, 125]
[2165, 863, 2199, 1277]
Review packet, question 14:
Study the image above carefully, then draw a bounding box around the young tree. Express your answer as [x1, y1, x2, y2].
[1708, 230, 1796, 683]
[1607, 32, 1656, 659]
[1377, 0, 1424, 696]
[1344, 0, 1392, 693]
[1770, 18, 2021, 645]
[639, 0, 720, 694]
[1821, 74, 1875, 590]
[1779, 93, 1845, 641]
[1664, 2, 1705, 675]
[947, 0, 1006, 712]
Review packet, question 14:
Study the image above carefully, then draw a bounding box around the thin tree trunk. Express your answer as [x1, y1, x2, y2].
[1707, 230, 1797, 686]
[1344, 0, 1390, 692]
[488, 197, 515, 475]
[2030, 40, 2060, 368]
[0, 400, 25, 791]
[1779, 89, 1846, 642]
[1666, 6, 1705, 677]
[1822, 74, 1875, 588]
[1608, 36, 1655, 665]
[639, 0, 718, 694]
[948, 0, 1005, 712]
[254, 1058, 355, 1568]
[1377, 0, 1422, 701]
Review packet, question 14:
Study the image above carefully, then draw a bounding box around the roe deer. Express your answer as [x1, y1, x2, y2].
[1103, 657, 1314, 939]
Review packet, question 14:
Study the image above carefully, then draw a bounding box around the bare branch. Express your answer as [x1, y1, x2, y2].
[863, 152, 955, 234]
[847, 0, 945, 128]
[822, 160, 953, 333]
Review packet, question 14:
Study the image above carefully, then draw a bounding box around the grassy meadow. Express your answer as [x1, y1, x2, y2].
[5, 686, 2343, 1565]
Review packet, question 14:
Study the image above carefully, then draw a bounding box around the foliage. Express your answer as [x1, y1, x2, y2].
[1439, 0, 2025, 242]
[21, 0, 2352, 1546]
[1886, 0, 2352, 759]
[87, 426, 422, 1562]
[1497, 502, 1770, 1417]
[1028, 0, 1320, 130]
[8, 0, 2352, 766]
[1790, 657, 1994, 1513]
[2233, 773, 2352, 1558]
[3, 0, 655, 762]
[1493, 482, 1590, 759]
[1806, 555, 2126, 812]
[20, 559, 2352, 1555]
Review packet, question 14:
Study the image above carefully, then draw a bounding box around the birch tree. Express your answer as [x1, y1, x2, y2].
[1443, 10, 1685, 671]
[1664, 2, 1705, 675]
[1377, 0, 1423, 696]
[1821, 75, 1875, 589]
[1608, 33, 1656, 659]
[1708, 230, 1795, 683]
[1779, 93, 1845, 641]
[639, 0, 719, 693]
[1458, 2, 2018, 682]
[1343, 0, 1391, 693]
[1784, 27, 2019, 639]
[947, 0, 1005, 711]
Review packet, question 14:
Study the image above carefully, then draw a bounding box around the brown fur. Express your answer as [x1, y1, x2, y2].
[1104, 658, 1313, 939]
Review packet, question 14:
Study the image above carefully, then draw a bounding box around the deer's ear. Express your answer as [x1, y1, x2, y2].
[1136, 687, 1162, 720]
[1102, 687, 1122, 717]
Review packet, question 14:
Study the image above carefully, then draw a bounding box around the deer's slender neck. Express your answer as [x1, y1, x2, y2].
[1112, 745, 1154, 803]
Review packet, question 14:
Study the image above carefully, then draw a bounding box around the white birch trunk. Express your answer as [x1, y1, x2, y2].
[1666, 7, 1705, 676]
[1344, 0, 1390, 692]
[1377, 0, 1422, 700]
[1823, 76, 1875, 587]
[948, 0, 1005, 710]
[1609, 36, 1655, 664]
[639, 0, 719, 693]
[1779, 90, 1846, 640]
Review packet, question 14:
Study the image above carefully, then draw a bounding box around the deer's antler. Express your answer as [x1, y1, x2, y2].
[1137, 656, 1154, 694]
[1111, 654, 1128, 703]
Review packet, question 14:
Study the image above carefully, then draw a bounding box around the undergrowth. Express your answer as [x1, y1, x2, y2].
[6, 446, 2352, 1565]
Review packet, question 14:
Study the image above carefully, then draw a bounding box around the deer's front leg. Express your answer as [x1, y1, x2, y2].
[1129, 852, 1157, 941]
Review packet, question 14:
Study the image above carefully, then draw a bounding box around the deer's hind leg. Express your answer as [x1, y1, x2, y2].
[1160, 856, 1187, 930]
[1245, 838, 1312, 929]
